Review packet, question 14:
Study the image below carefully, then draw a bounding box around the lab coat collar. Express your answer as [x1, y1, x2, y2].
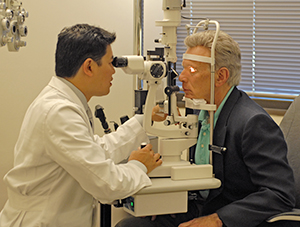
[48, 76, 94, 135]
[48, 76, 85, 110]
[57, 77, 90, 112]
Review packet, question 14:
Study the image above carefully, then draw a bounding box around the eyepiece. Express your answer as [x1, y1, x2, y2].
[112, 56, 128, 67]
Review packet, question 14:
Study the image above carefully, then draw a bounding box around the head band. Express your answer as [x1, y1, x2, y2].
[183, 54, 212, 64]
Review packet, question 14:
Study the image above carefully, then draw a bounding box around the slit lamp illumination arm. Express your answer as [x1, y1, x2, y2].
[112, 55, 198, 139]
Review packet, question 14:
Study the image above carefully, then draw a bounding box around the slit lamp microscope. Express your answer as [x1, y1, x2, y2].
[113, 0, 222, 217]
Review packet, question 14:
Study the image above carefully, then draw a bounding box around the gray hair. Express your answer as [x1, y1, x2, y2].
[184, 30, 241, 86]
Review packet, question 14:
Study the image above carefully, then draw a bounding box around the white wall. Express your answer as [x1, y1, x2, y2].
[0, 1, 285, 225]
[0, 0, 163, 224]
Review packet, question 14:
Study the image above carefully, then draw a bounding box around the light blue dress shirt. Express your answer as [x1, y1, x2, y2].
[195, 86, 234, 165]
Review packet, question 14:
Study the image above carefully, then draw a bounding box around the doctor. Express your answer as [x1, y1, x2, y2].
[0, 24, 162, 227]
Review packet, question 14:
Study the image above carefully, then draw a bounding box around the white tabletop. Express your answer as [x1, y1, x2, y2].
[136, 177, 221, 195]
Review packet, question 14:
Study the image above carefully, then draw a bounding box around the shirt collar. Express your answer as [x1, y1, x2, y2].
[199, 86, 234, 127]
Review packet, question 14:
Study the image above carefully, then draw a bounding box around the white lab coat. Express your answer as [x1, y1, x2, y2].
[0, 76, 151, 227]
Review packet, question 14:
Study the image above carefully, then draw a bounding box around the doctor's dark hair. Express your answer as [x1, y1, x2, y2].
[184, 30, 241, 86]
[55, 24, 116, 78]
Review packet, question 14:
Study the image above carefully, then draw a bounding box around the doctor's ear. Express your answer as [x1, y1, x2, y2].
[215, 67, 229, 87]
[82, 58, 94, 77]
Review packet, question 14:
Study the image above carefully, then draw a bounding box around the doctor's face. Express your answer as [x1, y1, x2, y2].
[94, 45, 116, 96]
[179, 46, 212, 102]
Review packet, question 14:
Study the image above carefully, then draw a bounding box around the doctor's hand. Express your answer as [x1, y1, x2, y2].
[128, 144, 162, 174]
[152, 104, 181, 122]
[178, 213, 223, 227]
[152, 105, 168, 122]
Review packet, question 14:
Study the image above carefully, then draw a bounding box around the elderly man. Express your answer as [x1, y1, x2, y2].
[116, 30, 296, 227]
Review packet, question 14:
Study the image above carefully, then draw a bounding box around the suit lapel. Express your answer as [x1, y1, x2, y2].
[207, 87, 241, 201]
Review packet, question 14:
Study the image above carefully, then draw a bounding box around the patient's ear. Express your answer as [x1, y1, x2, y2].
[216, 67, 229, 87]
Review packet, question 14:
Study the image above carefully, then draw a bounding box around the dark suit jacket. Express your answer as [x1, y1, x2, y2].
[197, 87, 295, 227]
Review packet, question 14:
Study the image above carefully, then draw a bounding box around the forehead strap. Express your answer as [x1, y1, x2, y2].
[183, 54, 212, 64]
